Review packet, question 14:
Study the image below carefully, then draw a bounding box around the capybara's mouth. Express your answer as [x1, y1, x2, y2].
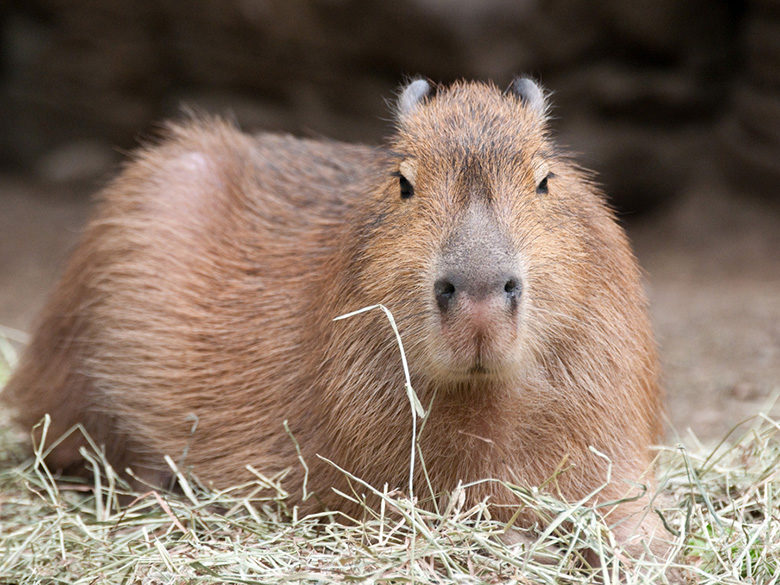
[445, 350, 515, 381]
[467, 364, 490, 376]
[463, 350, 490, 375]
[436, 321, 520, 381]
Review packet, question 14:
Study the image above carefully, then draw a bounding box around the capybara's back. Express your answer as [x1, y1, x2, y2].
[3, 78, 664, 549]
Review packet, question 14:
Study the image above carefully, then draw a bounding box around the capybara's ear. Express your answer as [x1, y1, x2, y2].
[397, 78, 432, 118]
[505, 77, 548, 117]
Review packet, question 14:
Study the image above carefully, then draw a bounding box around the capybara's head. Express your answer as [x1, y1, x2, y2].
[356, 79, 628, 390]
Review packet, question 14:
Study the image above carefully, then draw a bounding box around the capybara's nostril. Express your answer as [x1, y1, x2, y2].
[434, 278, 456, 312]
[504, 277, 522, 299]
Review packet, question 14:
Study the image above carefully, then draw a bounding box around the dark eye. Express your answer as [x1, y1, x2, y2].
[536, 174, 550, 195]
[399, 174, 414, 199]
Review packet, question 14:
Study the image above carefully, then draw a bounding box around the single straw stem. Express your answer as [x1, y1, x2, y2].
[334, 304, 424, 501]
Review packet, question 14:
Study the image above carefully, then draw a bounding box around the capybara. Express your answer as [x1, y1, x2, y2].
[2, 78, 666, 552]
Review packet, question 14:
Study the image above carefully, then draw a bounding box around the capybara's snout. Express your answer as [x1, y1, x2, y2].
[433, 271, 521, 314]
[428, 202, 524, 375]
[433, 200, 521, 316]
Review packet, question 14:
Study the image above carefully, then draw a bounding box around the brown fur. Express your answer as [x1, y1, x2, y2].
[2, 80, 665, 551]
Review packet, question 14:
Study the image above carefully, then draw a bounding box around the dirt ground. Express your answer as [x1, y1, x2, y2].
[0, 169, 777, 444]
[630, 174, 780, 442]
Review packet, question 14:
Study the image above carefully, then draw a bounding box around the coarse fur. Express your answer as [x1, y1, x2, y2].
[2, 79, 665, 552]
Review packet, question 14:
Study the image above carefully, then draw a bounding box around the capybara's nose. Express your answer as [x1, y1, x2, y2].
[434, 273, 522, 313]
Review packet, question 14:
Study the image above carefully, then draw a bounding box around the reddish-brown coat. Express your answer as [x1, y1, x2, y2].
[2, 81, 664, 550]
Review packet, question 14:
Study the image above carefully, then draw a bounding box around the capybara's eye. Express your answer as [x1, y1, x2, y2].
[536, 174, 550, 195]
[399, 174, 415, 199]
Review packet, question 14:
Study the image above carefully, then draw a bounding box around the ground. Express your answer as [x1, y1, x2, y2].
[631, 174, 779, 441]
[0, 170, 777, 444]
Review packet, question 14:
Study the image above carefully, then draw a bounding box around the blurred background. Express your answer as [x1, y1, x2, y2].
[0, 0, 778, 440]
